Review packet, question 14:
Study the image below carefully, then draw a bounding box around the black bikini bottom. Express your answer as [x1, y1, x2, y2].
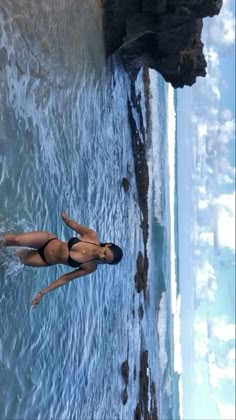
[37, 237, 57, 265]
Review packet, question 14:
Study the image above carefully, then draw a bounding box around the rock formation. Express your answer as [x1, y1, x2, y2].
[102, 0, 223, 88]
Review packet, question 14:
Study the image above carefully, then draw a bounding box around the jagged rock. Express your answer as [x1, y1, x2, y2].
[121, 12, 207, 88]
[138, 304, 144, 320]
[102, 0, 223, 88]
[0, 48, 8, 71]
[121, 177, 130, 192]
[122, 387, 128, 405]
[134, 251, 149, 294]
[121, 360, 129, 385]
[166, 0, 222, 18]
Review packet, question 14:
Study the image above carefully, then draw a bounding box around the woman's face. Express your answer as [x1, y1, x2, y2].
[98, 244, 114, 264]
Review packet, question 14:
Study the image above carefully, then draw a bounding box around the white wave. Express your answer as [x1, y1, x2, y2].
[173, 294, 183, 374]
[157, 291, 168, 376]
[162, 371, 172, 402]
[166, 84, 183, 390]
[148, 69, 164, 225]
[166, 84, 178, 316]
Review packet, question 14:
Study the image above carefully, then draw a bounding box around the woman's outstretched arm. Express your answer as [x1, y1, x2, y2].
[31, 263, 97, 308]
[61, 211, 97, 238]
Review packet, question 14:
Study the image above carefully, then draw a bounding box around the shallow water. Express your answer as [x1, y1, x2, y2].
[0, 1, 149, 419]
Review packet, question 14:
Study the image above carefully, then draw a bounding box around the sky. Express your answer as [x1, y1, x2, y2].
[177, 1, 235, 419]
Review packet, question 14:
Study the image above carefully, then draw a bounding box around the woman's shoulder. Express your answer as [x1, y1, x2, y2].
[81, 260, 98, 273]
[83, 231, 100, 244]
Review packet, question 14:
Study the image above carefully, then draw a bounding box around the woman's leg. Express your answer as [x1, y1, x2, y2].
[16, 249, 49, 267]
[4, 231, 56, 249]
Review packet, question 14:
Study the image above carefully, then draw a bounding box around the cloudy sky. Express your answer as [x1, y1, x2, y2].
[177, 1, 235, 419]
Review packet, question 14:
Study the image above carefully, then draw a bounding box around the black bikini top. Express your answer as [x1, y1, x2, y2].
[67, 237, 98, 268]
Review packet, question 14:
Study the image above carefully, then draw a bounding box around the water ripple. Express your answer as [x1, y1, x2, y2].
[0, 1, 143, 419]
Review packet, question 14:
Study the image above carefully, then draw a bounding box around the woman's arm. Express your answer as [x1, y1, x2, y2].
[31, 263, 97, 308]
[61, 211, 97, 238]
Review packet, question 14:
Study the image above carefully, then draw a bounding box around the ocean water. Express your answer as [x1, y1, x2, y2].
[0, 1, 180, 420]
[148, 71, 181, 420]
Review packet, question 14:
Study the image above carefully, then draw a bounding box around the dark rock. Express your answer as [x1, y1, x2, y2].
[127, 97, 149, 245]
[121, 177, 130, 192]
[134, 251, 149, 294]
[139, 350, 149, 419]
[128, 82, 149, 295]
[0, 48, 8, 71]
[122, 387, 128, 405]
[150, 381, 158, 420]
[167, 0, 222, 18]
[134, 350, 159, 420]
[102, 0, 223, 88]
[134, 402, 142, 420]
[121, 360, 129, 385]
[138, 304, 144, 320]
[122, 12, 207, 88]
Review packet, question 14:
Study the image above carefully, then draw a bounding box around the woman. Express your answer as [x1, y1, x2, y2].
[3, 211, 123, 308]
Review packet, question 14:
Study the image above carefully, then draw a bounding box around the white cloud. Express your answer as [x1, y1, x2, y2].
[211, 84, 221, 100]
[224, 119, 235, 136]
[206, 318, 235, 391]
[198, 199, 209, 210]
[219, 108, 232, 122]
[227, 348, 235, 364]
[215, 193, 236, 251]
[194, 316, 209, 357]
[197, 185, 207, 195]
[191, 3, 235, 197]
[215, 158, 236, 185]
[199, 231, 214, 246]
[195, 261, 217, 302]
[206, 46, 220, 66]
[216, 118, 236, 143]
[191, 103, 235, 191]
[217, 173, 235, 185]
[215, 193, 235, 210]
[210, 316, 235, 342]
[195, 361, 204, 385]
[216, 401, 236, 420]
[217, 208, 235, 250]
[197, 122, 208, 140]
[209, 351, 235, 389]
[207, 1, 235, 52]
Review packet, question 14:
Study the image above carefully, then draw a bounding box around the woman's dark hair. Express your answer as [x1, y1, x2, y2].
[100, 242, 123, 265]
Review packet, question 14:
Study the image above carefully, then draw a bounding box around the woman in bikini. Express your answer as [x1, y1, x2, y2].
[3, 211, 123, 308]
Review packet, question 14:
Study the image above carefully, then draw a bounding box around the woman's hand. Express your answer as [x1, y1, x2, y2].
[61, 211, 69, 223]
[31, 291, 43, 308]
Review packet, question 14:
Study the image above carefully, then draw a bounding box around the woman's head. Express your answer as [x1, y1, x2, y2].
[99, 243, 123, 265]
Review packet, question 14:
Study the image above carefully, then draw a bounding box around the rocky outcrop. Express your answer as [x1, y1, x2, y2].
[134, 351, 158, 420]
[102, 0, 223, 88]
[121, 177, 130, 192]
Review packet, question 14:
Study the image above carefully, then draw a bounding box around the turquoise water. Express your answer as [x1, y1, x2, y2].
[0, 1, 144, 419]
[0, 1, 181, 419]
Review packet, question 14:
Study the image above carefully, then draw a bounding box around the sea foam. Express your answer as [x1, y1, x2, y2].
[166, 84, 178, 316]
[148, 69, 164, 225]
[157, 291, 168, 376]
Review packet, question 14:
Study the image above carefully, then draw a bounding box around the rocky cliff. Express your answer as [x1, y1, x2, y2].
[102, 0, 222, 88]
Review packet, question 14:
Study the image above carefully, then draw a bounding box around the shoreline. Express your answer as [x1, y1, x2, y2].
[102, 3, 158, 416]
[127, 68, 150, 297]
[127, 69, 159, 420]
